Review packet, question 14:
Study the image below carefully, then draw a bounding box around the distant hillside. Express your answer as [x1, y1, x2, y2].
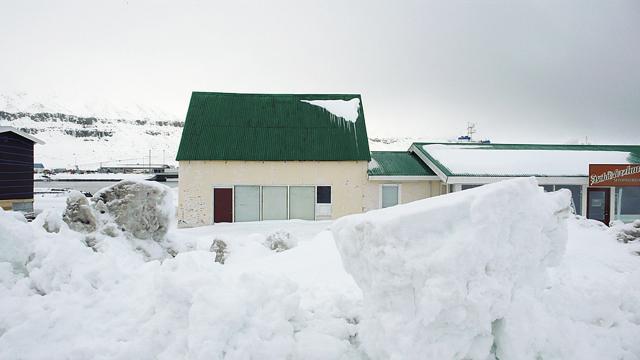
[0, 92, 432, 169]
[0, 93, 184, 169]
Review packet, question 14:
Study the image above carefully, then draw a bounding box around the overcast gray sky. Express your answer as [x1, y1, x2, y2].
[1, 0, 639, 144]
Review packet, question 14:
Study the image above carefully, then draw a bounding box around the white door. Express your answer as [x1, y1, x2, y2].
[262, 186, 288, 220]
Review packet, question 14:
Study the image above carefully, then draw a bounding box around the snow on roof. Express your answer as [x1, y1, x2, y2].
[421, 144, 636, 177]
[300, 98, 360, 123]
[367, 158, 380, 171]
[0, 126, 45, 144]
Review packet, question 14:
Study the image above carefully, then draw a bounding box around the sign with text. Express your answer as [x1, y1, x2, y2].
[589, 164, 640, 187]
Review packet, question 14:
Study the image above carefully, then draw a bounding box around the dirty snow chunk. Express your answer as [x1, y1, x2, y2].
[265, 230, 296, 252]
[300, 98, 360, 122]
[210, 239, 228, 264]
[63, 191, 97, 233]
[332, 177, 571, 360]
[93, 180, 173, 240]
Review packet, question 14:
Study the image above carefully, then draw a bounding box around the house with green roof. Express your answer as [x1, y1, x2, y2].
[175, 91, 639, 226]
[176, 92, 373, 226]
[365, 151, 445, 209]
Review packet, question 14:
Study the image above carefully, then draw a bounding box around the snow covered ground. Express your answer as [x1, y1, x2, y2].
[35, 173, 153, 181]
[2, 179, 640, 359]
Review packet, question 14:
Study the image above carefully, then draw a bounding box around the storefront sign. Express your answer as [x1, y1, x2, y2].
[589, 164, 640, 186]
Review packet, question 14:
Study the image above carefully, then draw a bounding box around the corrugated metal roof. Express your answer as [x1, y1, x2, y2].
[368, 151, 436, 176]
[176, 92, 370, 161]
[412, 142, 640, 177]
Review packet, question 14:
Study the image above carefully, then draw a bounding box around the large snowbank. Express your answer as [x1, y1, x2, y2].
[0, 205, 362, 359]
[332, 177, 639, 359]
[1, 178, 640, 359]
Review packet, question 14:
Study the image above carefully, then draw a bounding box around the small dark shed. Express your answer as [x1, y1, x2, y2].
[0, 127, 44, 212]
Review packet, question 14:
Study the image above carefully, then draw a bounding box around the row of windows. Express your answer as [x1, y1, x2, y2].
[456, 184, 640, 223]
[458, 184, 583, 214]
[216, 185, 331, 223]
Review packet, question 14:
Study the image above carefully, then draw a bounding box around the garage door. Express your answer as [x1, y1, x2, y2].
[234, 186, 260, 222]
[262, 186, 288, 220]
[289, 186, 315, 220]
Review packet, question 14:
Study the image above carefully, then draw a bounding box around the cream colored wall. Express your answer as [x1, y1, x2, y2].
[364, 180, 444, 211]
[0, 198, 32, 211]
[178, 160, 369, 227]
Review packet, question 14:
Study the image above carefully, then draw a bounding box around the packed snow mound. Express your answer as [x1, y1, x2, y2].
[0, 209, 363, 360]
[63, 190, 98, 233]
[332, 178, 572, 359]
[60, 180, 173, 241]
[93, 180, 173, 240]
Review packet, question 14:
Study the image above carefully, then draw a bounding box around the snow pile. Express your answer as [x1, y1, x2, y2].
[0, 210, 36, 279]
[300, 98, 361, 122]
[0, 203, 362, 359]
[93, 180, 173, 240]
[264, 229, 297, 252]
[496, 218, 640, 359]
[332, 178, 572, 359]
[63, 190, 98, 233]
[2, 178, 640, 359]
[612, 219, 640, 243]
[61, 180, 173, 242]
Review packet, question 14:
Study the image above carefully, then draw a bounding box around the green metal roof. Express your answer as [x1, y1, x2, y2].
[176, 92, 370, 161]
[368, 151, 437, 176]
[412, 142, 640, 178]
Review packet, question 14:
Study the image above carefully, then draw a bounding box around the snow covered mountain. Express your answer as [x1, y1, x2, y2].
[0, 93, 184, 169]
[0, 92, 435, 169]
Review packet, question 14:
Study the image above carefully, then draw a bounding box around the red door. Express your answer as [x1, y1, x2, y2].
[214, 188, 233, 223]
[587, 188, 610, 224]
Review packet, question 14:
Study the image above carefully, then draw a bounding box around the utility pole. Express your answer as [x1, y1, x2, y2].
[149, 149, 152, 173]
[163, 149, 165, 166]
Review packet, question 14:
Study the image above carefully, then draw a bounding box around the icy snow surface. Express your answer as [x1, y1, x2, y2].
[422, 144, 634, 176]
[333, 178, 640, 359]
[1, 179, 640, 359]
[300, 98, 360, 122]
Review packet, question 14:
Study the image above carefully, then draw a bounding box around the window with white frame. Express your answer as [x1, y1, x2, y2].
[381, 184, 399, 208]
[316, 186, 331, 204]
[615, 186, 640, 223]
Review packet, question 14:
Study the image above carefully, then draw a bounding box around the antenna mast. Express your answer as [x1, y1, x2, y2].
[467, 122, 476, 141]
